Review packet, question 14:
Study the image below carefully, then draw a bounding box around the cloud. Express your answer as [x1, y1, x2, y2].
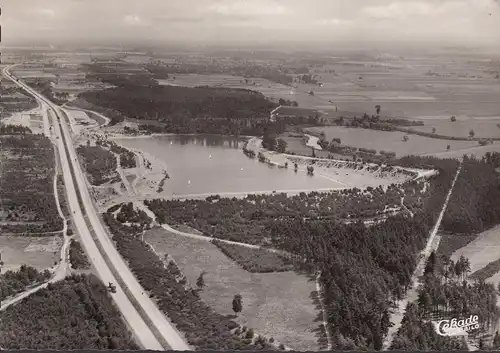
[317, 18, 353, 26]
[123, 14, 143, 26]
[39, 8, 56, 17]
[206, 0, 290, 17]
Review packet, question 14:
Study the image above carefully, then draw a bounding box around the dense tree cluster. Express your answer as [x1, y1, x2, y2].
[112, 202, 151, 228]
[101, 214, 276, 350]
[145, 181, 426, 245]
[79, 85, 279, 135]
[0, 124, 32, 135]
[391, 252, 498, 350]
[442, 154, 500, 234]
[278, 98, 298, 107]
[0, 134, 63, 233]
[212, 240, 295, 273]
[0, 274, 138, 350]
[96, 140, 137, 168]
[69, 239, 90, 270]
[390, 303, 466, 351]
[0, 265, 51, 301]
[76, 145, 119, 185]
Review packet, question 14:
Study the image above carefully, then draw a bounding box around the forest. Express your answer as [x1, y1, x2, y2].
[79, 85, 279, 135]
[0, 274, 138, 350]
[145, 180, 427, 246]
[76, 145, 120, 186]
[101, 214, 277, 350]
[0, 265, 52, 302]
[390, 252, 498, 350]
[0, 134, 63, 233]
[442, 154, 500, 234]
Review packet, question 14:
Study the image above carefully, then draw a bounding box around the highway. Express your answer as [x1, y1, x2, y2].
[3, 65, 189, 350]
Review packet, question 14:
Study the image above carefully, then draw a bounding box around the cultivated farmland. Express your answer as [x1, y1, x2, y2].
[305, 126, 479, 157]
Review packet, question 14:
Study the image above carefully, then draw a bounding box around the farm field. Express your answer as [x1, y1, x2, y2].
[0, 235, 62, 272]
[423, 143, 500, 159]
[410, 116, 500, 139]
[144, 227, 320, 351]
[305, 126, 478, 157]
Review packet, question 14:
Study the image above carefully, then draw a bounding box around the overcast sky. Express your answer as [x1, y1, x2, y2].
[3, 0, 500, 47]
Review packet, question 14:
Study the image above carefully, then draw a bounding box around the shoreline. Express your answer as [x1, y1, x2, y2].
[109, 132, 256, 140]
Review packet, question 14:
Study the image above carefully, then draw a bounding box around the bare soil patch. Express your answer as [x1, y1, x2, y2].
[0, 235, 62, 272]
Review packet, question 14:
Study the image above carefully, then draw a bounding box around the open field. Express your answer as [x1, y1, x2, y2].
[0, 235, 62, 272]
[1, 108, 45, 134]
[144, 227, 320, 351]
[305, 126, 479, 157]
[422, 143, 500, 159]
[410, 116, 500, 139]
[451, 225, 500, 279]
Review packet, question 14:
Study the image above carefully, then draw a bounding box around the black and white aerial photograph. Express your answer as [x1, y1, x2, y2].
[1, 0, 500, 351]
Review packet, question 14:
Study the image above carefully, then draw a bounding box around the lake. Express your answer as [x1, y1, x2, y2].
[114, 134, 343, 197]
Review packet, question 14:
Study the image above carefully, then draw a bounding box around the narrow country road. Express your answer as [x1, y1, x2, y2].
[3, 65, 189, 350]
[1, 106, 70, 311]
[382, 161, 463, 350]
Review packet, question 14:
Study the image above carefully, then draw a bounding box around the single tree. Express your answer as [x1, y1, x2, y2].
[402, 135, 409, 142]
[451, 116, 457, 122]
[469, 129, 475, 138]
[493, 331, 500, 348]
[375, 105, 381, 115]
[232, 294, 243, 316]
[276, 138, 288, 153]
[432, 127, 436, 134]
[447, 144, 451, 151]
[196, 271, 206, 290]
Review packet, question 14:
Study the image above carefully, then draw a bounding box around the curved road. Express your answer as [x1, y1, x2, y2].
[3, 65, 189, 350]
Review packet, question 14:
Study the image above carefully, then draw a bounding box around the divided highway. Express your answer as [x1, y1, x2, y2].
[3, 65, 189, 351]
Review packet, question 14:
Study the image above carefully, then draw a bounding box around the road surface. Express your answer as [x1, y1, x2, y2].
[382, 161, 463, 350]
[3, 65, 181, 350]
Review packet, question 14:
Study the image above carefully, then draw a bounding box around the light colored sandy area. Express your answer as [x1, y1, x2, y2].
[1, 107, 45, 135]
[0, 235, 62, 272]
[451, 225, 500, 277]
